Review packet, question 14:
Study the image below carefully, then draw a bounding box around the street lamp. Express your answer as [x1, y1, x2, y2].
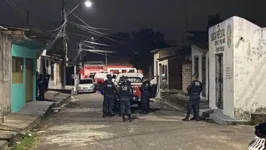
[84, 0, 93, 8]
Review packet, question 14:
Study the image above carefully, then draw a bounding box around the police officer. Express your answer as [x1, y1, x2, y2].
[101, 74, 117, 118]
[124, 76, 133, 100]
[140, 78, 152, 114]
[118, 79, 133, 122]
[182, 74, 203, 121]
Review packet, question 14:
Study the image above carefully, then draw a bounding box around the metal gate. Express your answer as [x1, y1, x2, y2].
[215, 54, 223, 109]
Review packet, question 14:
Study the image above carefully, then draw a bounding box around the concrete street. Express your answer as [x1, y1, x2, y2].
[36, 93, 254, 150]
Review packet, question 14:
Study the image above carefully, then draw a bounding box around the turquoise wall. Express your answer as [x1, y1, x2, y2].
[11, 44, 37, 112]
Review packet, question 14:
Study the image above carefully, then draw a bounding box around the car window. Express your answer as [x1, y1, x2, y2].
[80, 79, 93, 84]
[119, 77, 142, 83]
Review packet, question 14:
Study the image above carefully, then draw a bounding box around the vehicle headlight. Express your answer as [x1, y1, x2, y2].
[90, 85, 94, 88]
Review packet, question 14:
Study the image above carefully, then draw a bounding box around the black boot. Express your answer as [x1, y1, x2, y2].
[122, 115, 126, 122]
[182, 116, 190, 121]
[102, 113, 106, 118]
[190, 117, 195, 121]
[128, 114, 133, 122]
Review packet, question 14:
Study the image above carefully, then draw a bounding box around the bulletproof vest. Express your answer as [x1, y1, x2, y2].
[119, 85, 130, 99]
[104, 81, 115, 95]
[190, 80, 202, 95]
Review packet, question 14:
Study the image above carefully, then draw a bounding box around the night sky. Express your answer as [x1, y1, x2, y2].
[0, 0, 265, 60]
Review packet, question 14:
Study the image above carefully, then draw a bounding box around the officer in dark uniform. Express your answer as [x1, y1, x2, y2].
[118, 79, 133, 122]
[182, 74, 203, 121]
[37, 74, 45, 100]
[101, 74, 117, 118]
[140, 78, 152, 114]
[124, 76, 133, 101]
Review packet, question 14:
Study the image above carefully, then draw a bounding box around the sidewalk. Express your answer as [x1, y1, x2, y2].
[0, 90, 71, 149]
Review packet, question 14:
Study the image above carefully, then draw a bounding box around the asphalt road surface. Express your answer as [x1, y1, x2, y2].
[36, 93, 254, 150]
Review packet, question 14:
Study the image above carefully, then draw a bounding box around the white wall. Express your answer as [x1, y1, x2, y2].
[153, 52, 159, 84]
[209, 17, 234, 118]
[159, 59, 169, 89]
[232, 17, 266, 119]
[191, 45, 208, 100]
[209, 16, 266, 120]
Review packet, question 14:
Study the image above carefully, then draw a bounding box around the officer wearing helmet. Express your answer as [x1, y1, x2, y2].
[101, 74, 117, 117]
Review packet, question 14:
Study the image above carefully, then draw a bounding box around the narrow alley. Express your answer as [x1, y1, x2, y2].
[35, 93, 254, 150]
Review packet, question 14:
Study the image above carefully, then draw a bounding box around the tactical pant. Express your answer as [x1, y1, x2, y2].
[113, 99, 120, 115]
[186, 94, 200, 119]
[103, 95, 114, 115]
[120, 98, 131, 115]
[141, 91, 150, 112]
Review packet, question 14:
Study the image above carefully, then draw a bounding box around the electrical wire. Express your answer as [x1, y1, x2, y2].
[66, 9, 112, 31]
[83, 41, 111, 47]
[69, 22, 129, 45]
[45, 20, 66, 51]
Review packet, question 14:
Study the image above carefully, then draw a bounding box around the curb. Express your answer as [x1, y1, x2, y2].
[159, 100, 186, 113]
[3, 93, 71, 149]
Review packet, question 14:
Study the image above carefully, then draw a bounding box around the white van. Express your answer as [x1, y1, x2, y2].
[78, 78, 96, 93]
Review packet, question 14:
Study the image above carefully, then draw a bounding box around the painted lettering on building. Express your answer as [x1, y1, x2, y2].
[226, 67, 232, 79]
[211, 26, 226, 52]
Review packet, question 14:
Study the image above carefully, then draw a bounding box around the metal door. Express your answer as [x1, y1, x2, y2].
[215, 54, 223, 109]
[25, 58, 33, 102]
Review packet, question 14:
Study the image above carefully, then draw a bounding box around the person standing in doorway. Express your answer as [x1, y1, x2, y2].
[182, 74, 202, 121]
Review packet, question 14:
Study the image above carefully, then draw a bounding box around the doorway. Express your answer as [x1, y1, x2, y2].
[202, 56, 206, 97]
[25, 58, 33, 102]
[215, 54, 223, 109]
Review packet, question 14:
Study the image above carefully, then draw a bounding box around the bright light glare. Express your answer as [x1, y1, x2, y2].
[84, 0, 92, 8]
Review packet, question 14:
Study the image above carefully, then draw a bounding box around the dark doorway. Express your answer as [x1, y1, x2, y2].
[202, 56, 206, 97]
[215, 54, 223, 109]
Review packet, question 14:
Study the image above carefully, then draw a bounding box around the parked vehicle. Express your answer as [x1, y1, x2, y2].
[94, 72, 108, 89]
[78, 78, 96, 93]
[114, 73, 144, 108]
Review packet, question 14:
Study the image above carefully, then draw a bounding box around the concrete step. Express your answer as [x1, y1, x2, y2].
[251, 112, 266, 125]
[210, 109, 250, 125]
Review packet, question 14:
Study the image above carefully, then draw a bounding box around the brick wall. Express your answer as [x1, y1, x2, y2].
[182, 64, 192, 92]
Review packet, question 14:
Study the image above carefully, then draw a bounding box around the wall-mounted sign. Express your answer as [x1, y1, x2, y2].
[227, 24, 232, 48]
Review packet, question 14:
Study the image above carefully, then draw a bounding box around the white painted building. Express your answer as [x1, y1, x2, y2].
[209, 16, 266, 120]
[191, 45, 209, 100]
[37, 50, 62, 88]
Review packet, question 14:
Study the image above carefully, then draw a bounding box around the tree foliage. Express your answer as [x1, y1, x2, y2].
[130, 28, 168, 72]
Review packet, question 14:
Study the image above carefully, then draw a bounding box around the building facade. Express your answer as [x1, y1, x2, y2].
[209, 16, 266, 120]
[151, 46, 192, 92]
[37, 51, 62, 89]
[1, 26, 45, 113]
[191, 45, 209, 100]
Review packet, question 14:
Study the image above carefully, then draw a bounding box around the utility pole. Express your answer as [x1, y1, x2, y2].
[61, 0, 67, 89]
